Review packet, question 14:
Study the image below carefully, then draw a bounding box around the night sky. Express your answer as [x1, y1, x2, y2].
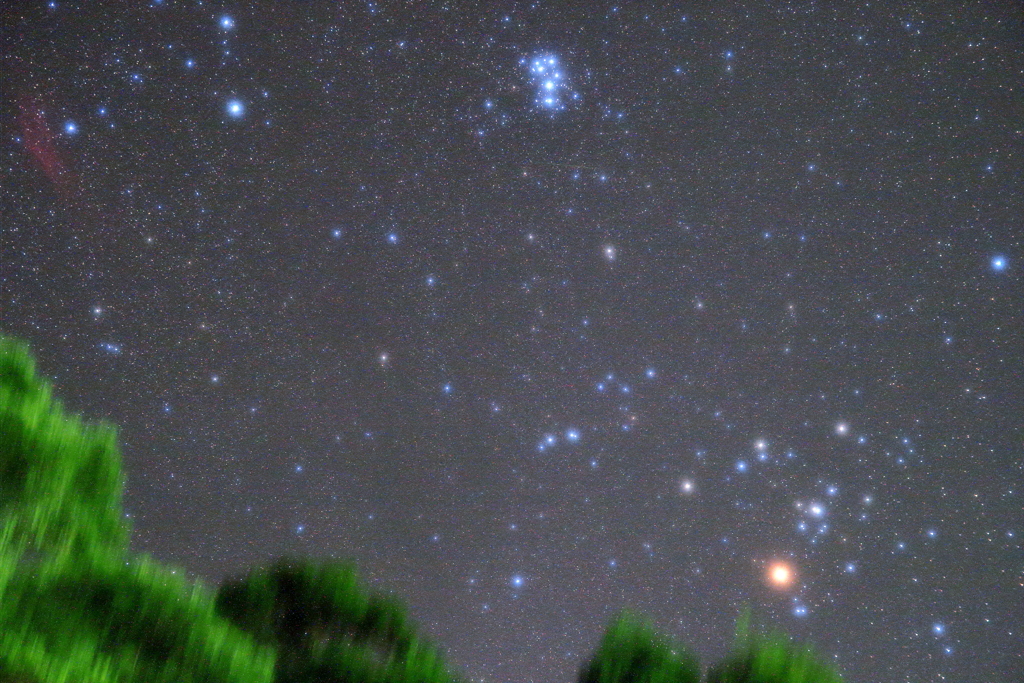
[2, 2, 1022, 682]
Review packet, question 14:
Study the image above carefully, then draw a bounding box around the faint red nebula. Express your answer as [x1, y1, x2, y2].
[17, 94, 74, 195]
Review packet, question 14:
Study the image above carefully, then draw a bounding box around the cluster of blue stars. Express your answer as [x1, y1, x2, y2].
[526, 54, 576, 112]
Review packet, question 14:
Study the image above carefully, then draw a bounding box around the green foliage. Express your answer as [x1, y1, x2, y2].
[0, 335, 129, 600]
[704, 616, 844, 683]
[1, 554, 275, 683]
[215, 557, 460, 683]
[0, 334, 275, 683]
[577, 611, 701, 683]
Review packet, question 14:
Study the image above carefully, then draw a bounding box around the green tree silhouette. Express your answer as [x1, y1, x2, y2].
[0, 335, 275, 683]
[706, 627, 844, 683]
[215, 557, 461, 683]
[577, 611, 701, 683]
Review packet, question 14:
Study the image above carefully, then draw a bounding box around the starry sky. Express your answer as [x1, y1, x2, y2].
[2, 2, 1022, 682]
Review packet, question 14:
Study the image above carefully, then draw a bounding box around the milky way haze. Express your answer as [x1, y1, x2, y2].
[2, 2, 1021, 682]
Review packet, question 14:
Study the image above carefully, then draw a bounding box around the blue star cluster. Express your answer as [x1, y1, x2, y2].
[526, 54, 576, 112]
[1, 3, 1020, 683]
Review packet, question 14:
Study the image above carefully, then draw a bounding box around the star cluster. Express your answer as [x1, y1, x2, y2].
[2, 3, 1021, 683]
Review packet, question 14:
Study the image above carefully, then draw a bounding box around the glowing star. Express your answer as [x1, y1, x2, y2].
[835, 422, 849, 435]
[680, 479, 695, 495]
[226, 99, 245, 118]
[64, 121, 78, 135]
[510, 575, 524, 588]
[219, 15, 234, 30]
[766, 561, 795, 589]
[991, 255, 1006, 271]
[603, 244, 617, 261]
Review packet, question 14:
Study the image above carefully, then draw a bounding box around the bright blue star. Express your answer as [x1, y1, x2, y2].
[566, 429, 580, 442]
[219, 15, 234, 30]
[185, 59, 195, 68]
[991, 255, 1007, 271]
[735, 460, 747, 472]
[226, 99, 245, 118]
[932, 623, 945, 635]
[646, 368, 656, 378]
[510, 575, 524, 588]
[64, 121, 78, 135]
[387, 232, 399, 244]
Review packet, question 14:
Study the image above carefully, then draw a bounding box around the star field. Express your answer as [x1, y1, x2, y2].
[2, 2, 1022, 683]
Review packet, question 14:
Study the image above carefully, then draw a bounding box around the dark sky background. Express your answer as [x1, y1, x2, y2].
[2, 1, 1022, 682]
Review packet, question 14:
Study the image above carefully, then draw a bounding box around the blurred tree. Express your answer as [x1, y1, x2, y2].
[704, 614, 839, 683]
[705, 628, 845, 683]
[0, 335, 275, 683]
[577, 611, 701, 683]
[0, 335, 128, 596]
[215, 557, 461, 683]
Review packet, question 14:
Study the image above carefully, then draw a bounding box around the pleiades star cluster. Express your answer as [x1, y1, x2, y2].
[2, 2, 1021, 682]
